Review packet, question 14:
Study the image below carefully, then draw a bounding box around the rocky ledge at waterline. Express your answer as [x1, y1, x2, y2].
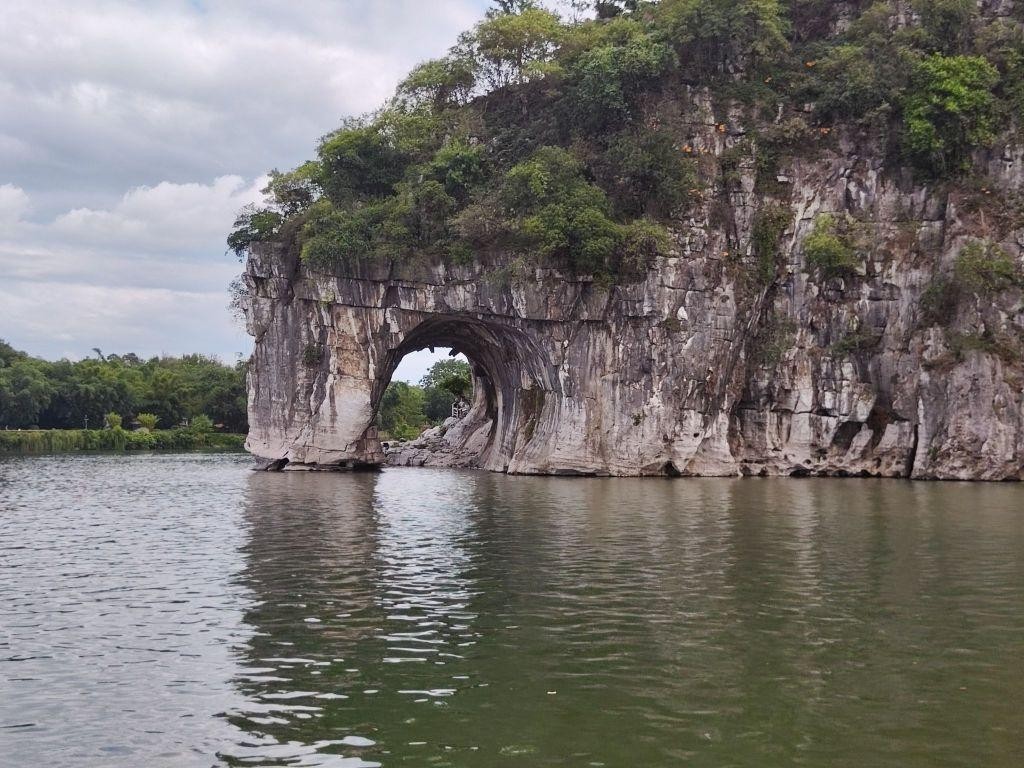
[241, 140, 1024, 480]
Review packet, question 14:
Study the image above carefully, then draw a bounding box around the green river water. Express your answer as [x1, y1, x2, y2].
[2, 453, 1022, 766]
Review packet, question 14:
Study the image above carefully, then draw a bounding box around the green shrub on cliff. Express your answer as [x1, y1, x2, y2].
[227, 206, 283, 258]
[751, 204, 791, 283]
[809, 2, 1006, 172]
[228, 1, 1022, 279]
[508, 146, 671, 274]
[470, 5, 564, 88]
[803, 215, 860, 279]
[592, 129, 696, 218]
[397, 57, 476, 110]
[426, 140, 490, 202]
[812, 41, 906, 123]
[912, 0, 977, 55]
[653, 0, 790, 76]
[566, 33, 676, 128]
[264, 162, 322, 216]
[919, 240, 1020, 327]
[318, 124, 411, 203]
[902, 54, 999, 176]
[953, 241, 1021, 294]
[618, 219, 672, 276]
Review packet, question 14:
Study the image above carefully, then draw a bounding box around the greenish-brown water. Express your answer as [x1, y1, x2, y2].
[2, 453, 1023, 766]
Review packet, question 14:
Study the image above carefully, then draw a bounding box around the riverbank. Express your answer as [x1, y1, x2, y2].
[0, 428, 246, 455]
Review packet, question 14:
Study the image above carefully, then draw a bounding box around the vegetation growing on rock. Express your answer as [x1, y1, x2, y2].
[920, 239, 1023, 326]
[751, 204, 791, 283]
[803, 214, 860, 279]
[953, 240, 1022, 295]
[230, 0, 1023, 285]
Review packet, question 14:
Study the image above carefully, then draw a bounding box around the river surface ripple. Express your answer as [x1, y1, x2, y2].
[1, 453, 1023, 766]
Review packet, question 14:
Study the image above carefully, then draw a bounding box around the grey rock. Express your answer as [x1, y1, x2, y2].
[242, 126, 1024, 481]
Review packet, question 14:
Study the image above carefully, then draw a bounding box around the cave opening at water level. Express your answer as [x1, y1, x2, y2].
[368, 317, 554, 471]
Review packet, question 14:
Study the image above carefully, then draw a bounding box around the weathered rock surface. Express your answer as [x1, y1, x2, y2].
[385, 415, 489, 468]
[242, 101, 1024, 480]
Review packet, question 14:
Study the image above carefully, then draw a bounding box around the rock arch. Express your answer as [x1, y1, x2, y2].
[374, 315, 558, 471]
[240, 243, 727, 476]
[242, 244, 626, 475]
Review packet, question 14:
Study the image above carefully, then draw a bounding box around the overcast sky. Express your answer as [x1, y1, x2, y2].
[0, 0, 492, 380]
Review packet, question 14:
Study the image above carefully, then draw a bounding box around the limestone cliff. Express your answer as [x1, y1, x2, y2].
[242, 117, 1023, 480]
[240, 2, 1024, 480]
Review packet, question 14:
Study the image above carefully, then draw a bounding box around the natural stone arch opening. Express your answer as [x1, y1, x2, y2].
[369, 315, 557, 471]
[378, 346, 492, 437]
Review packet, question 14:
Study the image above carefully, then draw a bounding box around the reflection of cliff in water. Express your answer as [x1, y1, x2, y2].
[223, 469, 1024, 767]
[222, 469, 487, 765]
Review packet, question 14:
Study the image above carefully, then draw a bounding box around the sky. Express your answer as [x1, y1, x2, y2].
[0, 0, 493, 381]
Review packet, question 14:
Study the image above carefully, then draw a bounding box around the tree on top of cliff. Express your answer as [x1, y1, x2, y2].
[470, 5, 564, 88]
[229, 0, 1022, 280]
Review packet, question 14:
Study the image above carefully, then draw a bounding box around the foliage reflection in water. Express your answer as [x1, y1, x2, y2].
[2, 454, 1023, 766]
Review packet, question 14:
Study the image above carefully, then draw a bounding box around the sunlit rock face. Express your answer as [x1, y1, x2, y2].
[242, 114, 1024, 480]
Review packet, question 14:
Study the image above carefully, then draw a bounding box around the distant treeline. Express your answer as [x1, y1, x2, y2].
[0, 340, 247, 432]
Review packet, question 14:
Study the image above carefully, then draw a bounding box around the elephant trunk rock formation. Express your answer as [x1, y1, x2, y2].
[242, 138, 1024, 481]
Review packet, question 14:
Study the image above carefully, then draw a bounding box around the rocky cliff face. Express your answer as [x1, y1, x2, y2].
[243, 85, 1024, 481]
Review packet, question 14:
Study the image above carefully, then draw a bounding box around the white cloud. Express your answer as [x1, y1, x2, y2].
[0, 177, 259, 359]
[0, 280, 249, 363]
[0, 0, 485, 213]
[0, 0, 488, 360]
[0, 184, 31, 223]
[1, 175, 264, 284]
[51, 175, 267, 250]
